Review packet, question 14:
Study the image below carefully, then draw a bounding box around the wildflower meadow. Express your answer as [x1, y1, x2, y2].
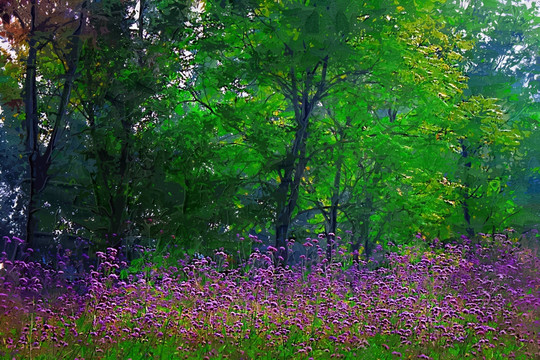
[0, 234, 538, 359]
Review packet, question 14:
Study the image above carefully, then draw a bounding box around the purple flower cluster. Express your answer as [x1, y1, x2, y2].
[0, 236, 538, 359]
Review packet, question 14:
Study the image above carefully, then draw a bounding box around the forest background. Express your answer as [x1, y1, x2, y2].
[0, 0, 539, 266]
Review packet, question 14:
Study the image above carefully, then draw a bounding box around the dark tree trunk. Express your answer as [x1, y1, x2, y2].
[351, 240, 360, 265]
[23, 2, 86, 252]
[23, 1, 39, 251]
[459, 139, 475, 238]
[326, 158, 341, 262]
[273, 57, 328, 267]
[361, 194, 373, 261]
[274, 126, 309, 266]
[86, 95, 133, 249]
[325, 116, 350, 262]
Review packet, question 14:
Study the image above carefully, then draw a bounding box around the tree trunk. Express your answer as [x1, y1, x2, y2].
[351, 240, 360, 265]
[459, 139, 475, 238]
[274, 127, 309, 266]
[361, 194, 373, 260]
[23, 2, 86, 253]
[24, 1, 39, 251]
[326, 158, 341, 262]
[325, 116, 350, 262]
[273, 57, 328, 267]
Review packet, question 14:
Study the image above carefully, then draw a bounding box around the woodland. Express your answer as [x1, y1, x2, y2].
[0, 0, 539, 359]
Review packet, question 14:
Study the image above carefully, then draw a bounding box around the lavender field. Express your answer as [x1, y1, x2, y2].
[0, 235, 538, 360]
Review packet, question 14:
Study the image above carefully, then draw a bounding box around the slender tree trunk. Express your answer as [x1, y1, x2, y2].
[273, 57, 328, 267]
[326, 207, 338, 261]
[325, 116, 351, 262]
[274, 126, 309, 266]
[459, 139, 475, 238]
[87, 98, 132, 248]
[361, 194, 373, 260]
[351, 240, 360, 265]
[24, 1, 39, 251]
[23, 2, 86, 252]
[325, 158, 341, 262]
[108, 118, 131, 248]
[138, 0, 145, 39]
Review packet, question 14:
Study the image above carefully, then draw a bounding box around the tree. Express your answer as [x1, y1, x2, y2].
[293, 5, 473, 260]
[441, 0, 540, 234]
[441, 96, 526, 237]
[200, 0, 413, 265]
[0, 0, 88, 252]
[65, 0, 196, 249]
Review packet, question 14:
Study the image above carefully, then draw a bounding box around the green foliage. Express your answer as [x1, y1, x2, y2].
[0, 0, 537, 257]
